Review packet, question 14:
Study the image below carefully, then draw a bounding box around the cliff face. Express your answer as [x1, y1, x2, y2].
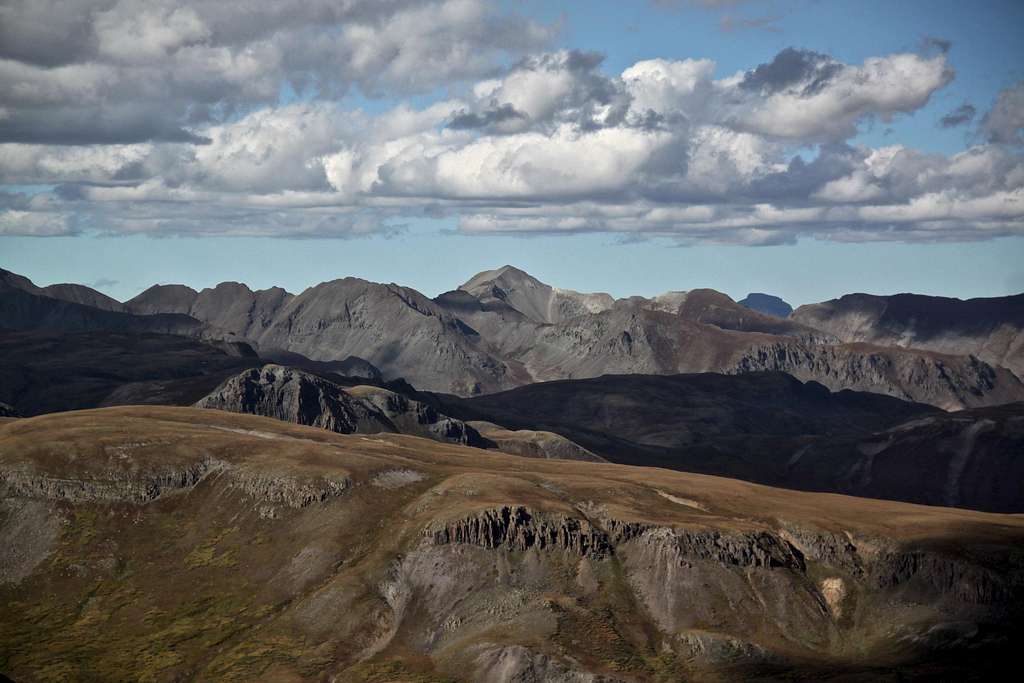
[195, 365, 491, 448]
[727, 339, 1024, 410]
[1, 407, 1021, 681]
[196, 364, 396, 435]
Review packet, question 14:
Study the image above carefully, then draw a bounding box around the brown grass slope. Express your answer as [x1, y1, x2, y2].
[2, 407, 1023, 682]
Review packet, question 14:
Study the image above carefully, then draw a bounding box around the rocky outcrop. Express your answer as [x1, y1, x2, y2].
[606, 521, 806, 571]
[427, 506, 804, 570]
[727, 341, 1024, 410]
[777, 521, 1021, 605]
[227, 470, 351, 509]
[346, 385, 490, 448]
[427, 506, 614, 557]
[0, 457, 223, 503]
[870, 550, 1015, 604]
[195, 365, 490, 448]
[195, 365, 395, 434]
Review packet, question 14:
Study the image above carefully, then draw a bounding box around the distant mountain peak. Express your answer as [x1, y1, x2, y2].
[738, 293, 793, 318]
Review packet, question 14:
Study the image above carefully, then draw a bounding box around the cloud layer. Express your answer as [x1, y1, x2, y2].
[1, 0, 1022, 244]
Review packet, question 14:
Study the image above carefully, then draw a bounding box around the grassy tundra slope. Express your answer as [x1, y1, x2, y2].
[1, 407, 1022, 682]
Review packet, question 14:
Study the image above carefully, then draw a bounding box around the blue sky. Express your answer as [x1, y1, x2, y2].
[1, 0, 1022, 305]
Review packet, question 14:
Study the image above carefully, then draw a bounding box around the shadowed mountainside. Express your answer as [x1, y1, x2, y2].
[1, 407, 1021, 681]
[0, 329, 259, 416]
[411, 372, 1024, 512]
[193, 364, 603, 461]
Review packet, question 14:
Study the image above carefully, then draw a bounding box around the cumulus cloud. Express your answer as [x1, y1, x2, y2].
[0, 0, 556, 145]
[0, 12, 1021, 246]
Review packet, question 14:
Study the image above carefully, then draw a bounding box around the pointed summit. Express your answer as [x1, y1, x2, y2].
[459, 266, 614, 324]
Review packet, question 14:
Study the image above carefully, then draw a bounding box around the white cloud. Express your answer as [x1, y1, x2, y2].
[0, 30, 1021, 245]
[731, 53, 954, 141]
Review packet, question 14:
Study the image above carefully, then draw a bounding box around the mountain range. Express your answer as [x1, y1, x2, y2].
[2, 264, 1023, 512]
[4, 265, 1022, 410]
[3, 263, 1024, 681]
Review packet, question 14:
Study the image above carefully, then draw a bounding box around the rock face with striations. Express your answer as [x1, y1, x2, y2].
[792, 292, 1024, 376]
[195, 365, 490, 448]
[195, 365, 396, 435]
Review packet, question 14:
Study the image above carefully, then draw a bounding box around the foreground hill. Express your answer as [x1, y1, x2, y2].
[418, 372, 1024, 512]
[1, 407, 1021, 681]
[792, 292, 1024, 376]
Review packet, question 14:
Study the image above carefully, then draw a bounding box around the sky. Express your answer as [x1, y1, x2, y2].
[1, 0, 1022, 305]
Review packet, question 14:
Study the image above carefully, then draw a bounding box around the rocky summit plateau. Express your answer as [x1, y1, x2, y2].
[2, 264, 1024, 682]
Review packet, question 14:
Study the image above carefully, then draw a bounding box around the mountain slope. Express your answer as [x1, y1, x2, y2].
[792, 292, 1024, 376]
[0, 269, 216, 340]
[1, 407, 1021, 681]
[247, 278, 521, 395]
[124, 283, 199, 315]
[37, 283, 126, 312]
[415, 371, 1024, 512]
[127, 281, 294, 339]
[516, 305, 1024, 410]
[459, 264, 615, 324]
[0, 329, 259, 416]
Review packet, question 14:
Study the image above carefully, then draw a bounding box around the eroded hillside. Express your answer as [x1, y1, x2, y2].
[1, 407, 1022, 682]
